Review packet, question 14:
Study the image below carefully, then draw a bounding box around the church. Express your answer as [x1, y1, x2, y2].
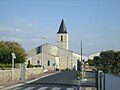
[26, 19, 87, 71]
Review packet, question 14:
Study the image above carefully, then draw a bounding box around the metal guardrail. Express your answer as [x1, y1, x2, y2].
[95, 70, 105, 90]
[96, 70, 120, 90]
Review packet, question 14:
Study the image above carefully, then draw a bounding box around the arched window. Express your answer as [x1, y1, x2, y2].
[61, 35, 63, 42]
[28, 60, 30, 65]
[37, 60, 40, 65]
[48, 60, 50, 66]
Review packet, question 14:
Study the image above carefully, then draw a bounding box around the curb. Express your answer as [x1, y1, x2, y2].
[2, 71, 61, 90]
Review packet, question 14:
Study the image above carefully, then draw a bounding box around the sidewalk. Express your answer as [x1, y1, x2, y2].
[0, 70, 60, 89]
[80, 71, 97, 90]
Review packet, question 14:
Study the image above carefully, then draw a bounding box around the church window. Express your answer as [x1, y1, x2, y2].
[61, 35, 63, 42]
[28, 60, 30, 65]
[48, 60, 50, 66]
[37, 60, 40, 66]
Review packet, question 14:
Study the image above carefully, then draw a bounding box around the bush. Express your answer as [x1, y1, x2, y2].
[27, 64, 33, 68]
[56, 68, 59, 71]
[0, 64, 12, 68]
[27, 64, 42, 68]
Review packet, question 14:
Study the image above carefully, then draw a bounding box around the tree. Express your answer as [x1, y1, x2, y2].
[93, 50, 120, 76]
[0, 41, 26, 64]
[87, 59, 94, 66]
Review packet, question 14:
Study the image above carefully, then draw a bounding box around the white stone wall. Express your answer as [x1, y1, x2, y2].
[26, 43, 88, 71]
[25, 68, 43, 79]
[26, 48, 37, 58]
[42, 53, 58, 70]
[27, 52, 59, 70]
[88, 52, 100, 60]
[57, 34, 68, 50]
[0, 68, 43, 83]
[57, 48, 74, 70]
[55, 57, 59, 69]
[43, 44, 58, 56]
[72, 53, 81, 70]
[0, 69, 20, 82]
[26, 44, 60, 70]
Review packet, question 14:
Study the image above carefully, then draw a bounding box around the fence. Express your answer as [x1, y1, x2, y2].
[105, 73, 120, 90]
[96, 71, 120, 90]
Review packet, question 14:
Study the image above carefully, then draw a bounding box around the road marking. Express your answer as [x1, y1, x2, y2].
[10, 87, 23, 90]
[66, 88, 74, 90]
[80, 87, 82, 90]
[26, 71, 61, 84]
[86, 87, 92, 90]
[0, 86, 4, 89]
[51, 87, 61, 90]
[23, 87, 35, 90]
[37, 87, 48, 90]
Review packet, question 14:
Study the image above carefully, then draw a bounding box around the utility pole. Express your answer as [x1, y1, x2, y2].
[81, 40, 82, 66]
[81, 40, 84, 80]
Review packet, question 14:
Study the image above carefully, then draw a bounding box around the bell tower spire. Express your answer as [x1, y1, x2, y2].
[57, 19, 68, 50]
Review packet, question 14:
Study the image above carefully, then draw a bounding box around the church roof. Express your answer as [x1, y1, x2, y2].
[57, 19, 67, 34]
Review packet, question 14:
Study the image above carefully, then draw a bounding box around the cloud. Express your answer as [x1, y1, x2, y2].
[0, 26, 21, 33]
[31, 38, 41, 42]
[1, 36, 22, 42]
[13, 16, 40, 28]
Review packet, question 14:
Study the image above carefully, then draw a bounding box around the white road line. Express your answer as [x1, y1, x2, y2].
[12, 87, 23, 90]
[0, 86, 4, 89]
[22, 87, 35, 90]
[37, 87, 48, 90]
[51, 87, 61, 90]
[80, 87, 82, 90]
[86, 87, 92, 90]
[66, 88, 74, 90]
[26, 71, 61, 84]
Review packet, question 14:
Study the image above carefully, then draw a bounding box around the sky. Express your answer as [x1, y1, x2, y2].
[0, 0, 120, 56]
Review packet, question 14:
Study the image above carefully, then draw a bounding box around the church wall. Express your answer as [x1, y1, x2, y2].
[26, 52, 59, 70]
[42, 53, 58, 70]
[72, 53, 81, 70]
[57, 48, 73, 70]
[43, 44, 57, 56]
[26, 48, 37, 58]
[57, 34, 68, 50]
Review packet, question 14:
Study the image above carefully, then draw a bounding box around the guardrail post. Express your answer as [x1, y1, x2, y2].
[100, 72, 105, 90]
[96, 70, 105, 90]
[95, 70, 98, 90]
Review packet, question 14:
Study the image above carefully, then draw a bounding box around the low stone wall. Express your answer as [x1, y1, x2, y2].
[0, 69, 20, 82]
[26, 68, 43, 79]
[0, 67, 43, 83]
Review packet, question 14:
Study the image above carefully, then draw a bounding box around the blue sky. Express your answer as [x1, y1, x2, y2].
[0, 0, 120, 56]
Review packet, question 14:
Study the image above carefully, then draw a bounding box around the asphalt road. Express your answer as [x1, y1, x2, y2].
[5, 71, 96, 90]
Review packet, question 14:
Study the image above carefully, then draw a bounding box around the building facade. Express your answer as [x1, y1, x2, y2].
[26, 20, 87, 70]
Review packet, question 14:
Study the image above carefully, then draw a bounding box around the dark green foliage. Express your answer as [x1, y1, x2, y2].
[0, 41, 26, 64]
[93, 50, 120, 76]
[0, 64, 12, 68]
[87, 59, 94, 66]
[27, 64, 33, 68]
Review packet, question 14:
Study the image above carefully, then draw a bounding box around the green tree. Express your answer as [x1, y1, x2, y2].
[93, 50, 120, 76]
[87, 59, 94, 66]
[0, 41, 26, 64]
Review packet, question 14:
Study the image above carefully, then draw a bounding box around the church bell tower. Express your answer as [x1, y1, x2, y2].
[57, 19, 68, 50]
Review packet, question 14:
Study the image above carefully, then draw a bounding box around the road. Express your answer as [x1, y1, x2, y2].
[5, 71, 96, 90]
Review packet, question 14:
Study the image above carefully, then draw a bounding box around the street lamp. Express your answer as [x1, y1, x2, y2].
[11, 52, 16, 81]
